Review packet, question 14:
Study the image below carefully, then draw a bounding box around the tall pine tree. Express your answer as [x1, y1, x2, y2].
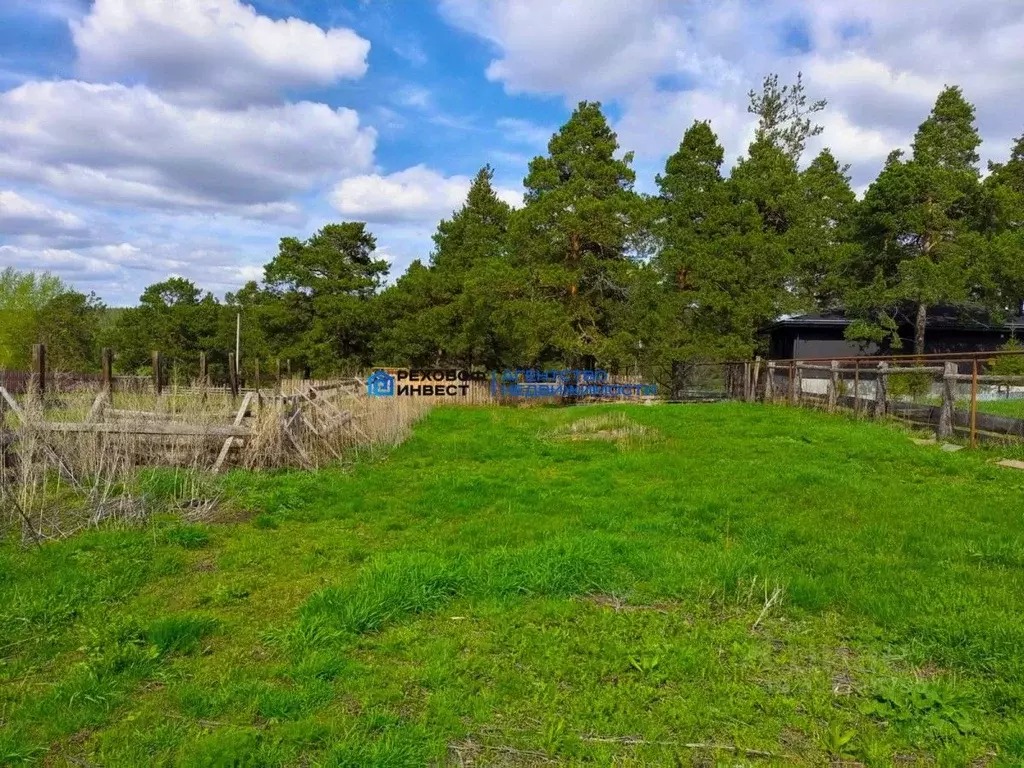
[511, 101, 641, 368]
[653, 120, 731, 372]
[852, 86, 984, 352]
[795, 149, 859, 308]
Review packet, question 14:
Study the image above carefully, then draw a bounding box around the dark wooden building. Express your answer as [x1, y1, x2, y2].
[761, 308, 1024, 360]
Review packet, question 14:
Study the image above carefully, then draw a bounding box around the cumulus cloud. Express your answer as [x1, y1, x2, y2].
[330, 165, 522, 223]
[443, 0, 1024, 188]
[615, 88, 756, 165]
[0, 190, 89, 238]
[0, 80, 376, 221]
[0, 239, 271, 303]
[72, 0, 370, 107]
[439, 0, 685, 100]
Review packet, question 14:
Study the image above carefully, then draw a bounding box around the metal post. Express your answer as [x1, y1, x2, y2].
[235, 312, 241, 381]
[970, 358, 978, 448]
[228, 353, 238, 398]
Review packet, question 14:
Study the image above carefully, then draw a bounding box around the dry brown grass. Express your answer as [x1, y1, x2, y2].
[542, 413, 658, 447]
[0, 378, 432, 542]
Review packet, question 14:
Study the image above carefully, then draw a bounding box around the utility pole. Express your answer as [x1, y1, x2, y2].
[235, 312, 241, 383]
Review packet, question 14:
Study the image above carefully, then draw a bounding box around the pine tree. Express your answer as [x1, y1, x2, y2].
[512, 101, 641, 368]
[981, 134, 1024, 313]
[852, 86, 984, 353]
[653, 120, 729, 375]
[795, 149, 859, 308]
[264, 223, 389, 373]
[717, 136, 806, 351]
[429, 166, 515, 368]
[748, 72, 827, 163]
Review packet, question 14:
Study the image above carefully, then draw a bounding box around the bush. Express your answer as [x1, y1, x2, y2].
[988, 339, 1024, 376]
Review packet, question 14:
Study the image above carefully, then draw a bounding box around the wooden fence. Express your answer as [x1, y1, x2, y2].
[724, 355, 1024, 446]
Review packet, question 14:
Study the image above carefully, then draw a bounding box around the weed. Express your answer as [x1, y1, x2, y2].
[165, 524, 210, 550]
[253, 513, 280, 530]
[146, 614, 218, 656]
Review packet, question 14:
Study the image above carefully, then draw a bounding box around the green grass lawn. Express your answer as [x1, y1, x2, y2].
[3, 403, 1024, 766]
[973, 397, 1024, 420]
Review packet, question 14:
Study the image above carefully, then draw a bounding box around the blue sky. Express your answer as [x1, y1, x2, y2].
[2, 0, 1023, 304]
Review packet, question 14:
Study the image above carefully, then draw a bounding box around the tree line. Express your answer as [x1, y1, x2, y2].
[3, 75, 1023, 385]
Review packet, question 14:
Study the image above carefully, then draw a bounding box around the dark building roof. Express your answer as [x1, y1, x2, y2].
[760, 306, 1024, 335]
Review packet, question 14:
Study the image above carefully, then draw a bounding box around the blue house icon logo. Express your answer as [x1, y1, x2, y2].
[367, 369, 395, 397]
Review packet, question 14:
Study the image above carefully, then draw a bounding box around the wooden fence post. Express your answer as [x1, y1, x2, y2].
[938, 361, 956, 438]
[742, 361, 751, 401]
[970, 358, 978, 448]
[794, 364, 803, 406]
[853, 360, 860, 417]
[152, 351, 163, 396]
[789, 362, 796, 406]
[32, 343, 46, 400]
[199, 352, 208, 386]
[276, 359, 283, 396]
[827, 360, 839, 411]
[874, 362, 889, 418]
[751, 356, 761, 402]
[765, 361, 776, 402]
[101, 348, 113, 394]
[0, 385, 7, 486]
[228, 353, 238, 398]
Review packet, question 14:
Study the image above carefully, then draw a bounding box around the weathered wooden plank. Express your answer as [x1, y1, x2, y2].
[952, 374, 1024, 384]
[211, 391, 255, 474]
[211, 438, 239, 474]
[42, 421, 249, 437]
[0, 387, 24, 421]
[86, 390, 108, 424]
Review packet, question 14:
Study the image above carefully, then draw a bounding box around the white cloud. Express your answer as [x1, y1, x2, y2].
[0, 244, 120, 280]
[616, 88, 756, 166]
[496, 117, 553, 146]
[442, 0, 1024, 188]
[0, 80, 376, 221]
[0, 239, 271, 304]
[72, 0, 370, 107]
[394, 85, 432, 110]
[439, 0, 685, 100]
[330, 165, 521, 223]
[0, 190, 89, 238]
